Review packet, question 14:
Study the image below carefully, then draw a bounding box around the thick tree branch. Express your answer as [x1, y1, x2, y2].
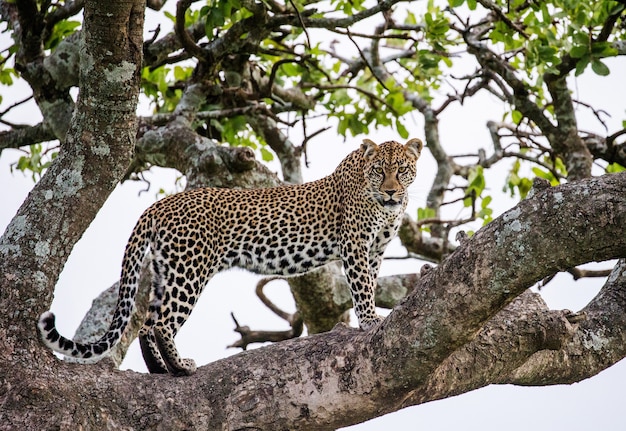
[0, 0, 144, 375]
[398, 213, 457, 262]
[403, 290, 574, 405]
[71, 261, 152, 368]
[506, 259, 626, 385]
[134, 117, 280, 189]
[3, 172, 625, 430]
[583, 132, 626, 168]
[544, 75, 593, 179]
[3, 1, 76, 141]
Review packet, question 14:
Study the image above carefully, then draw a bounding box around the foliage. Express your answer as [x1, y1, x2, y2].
[10, 144, 57, 181]
[1, 0, 625, 253]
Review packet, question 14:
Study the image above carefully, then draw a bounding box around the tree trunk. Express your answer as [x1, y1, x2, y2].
[0, 0, 143, 412]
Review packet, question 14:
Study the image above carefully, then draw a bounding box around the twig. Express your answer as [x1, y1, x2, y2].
[346, 28, 390, 91]
[567, 267, 612, 280]
[228, 277, 304, 350]
[303, 83, 398, 115]
[288, 0, 311, 49]
[417, 214, 476, 228]
[476, 0, 529, 39]
[573, 98, 610, 133]
[538, 266, 613, 289]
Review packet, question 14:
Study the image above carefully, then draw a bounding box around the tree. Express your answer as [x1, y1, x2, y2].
[0, 0, 625, 429]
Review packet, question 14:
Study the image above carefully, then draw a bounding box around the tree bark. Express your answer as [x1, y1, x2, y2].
[0, 0, 144, 405]
[1, 171, 624, 430]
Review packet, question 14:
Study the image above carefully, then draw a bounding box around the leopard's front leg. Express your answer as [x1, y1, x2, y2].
[341, 238, 384, 330]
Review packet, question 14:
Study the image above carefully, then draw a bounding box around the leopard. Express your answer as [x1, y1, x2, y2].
[38, 138, 423, 376]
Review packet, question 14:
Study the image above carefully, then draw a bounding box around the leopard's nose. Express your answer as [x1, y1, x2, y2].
[384, 189, 397, 198]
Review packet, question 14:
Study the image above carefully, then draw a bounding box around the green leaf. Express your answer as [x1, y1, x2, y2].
[573, 31, 589, 46]
[591, 59, 610, 76]
[395, 119, 409, 139]
[481, 195, 492, 209]
[463, 166, 486, 207]
[606, 163, 626, 173]
[518, 177, 533, 198]
[11, 144, 57, 182]
[570, 45, 588, 59]
[417, 207, 437, 231]
[511, 109, 523, 124]
[575, 56, 590, 76]
[591, 41, 618, 57]
[45, 20, 81, 50]
[467, 165, 485, 196]
[260, 147, 274, 162]
[448, 0, 464, 7]
[0, 68, 14, 86]
[531, 167, 559, 185]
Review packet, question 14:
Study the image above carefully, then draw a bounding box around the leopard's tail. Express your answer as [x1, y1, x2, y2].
[37, 211, 153, 363]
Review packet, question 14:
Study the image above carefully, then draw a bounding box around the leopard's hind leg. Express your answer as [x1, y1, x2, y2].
[139, 329, 168, 374]
[153, 259, 213, 375]
[138, 256, 169, 374]
[154, 326, 198, 376]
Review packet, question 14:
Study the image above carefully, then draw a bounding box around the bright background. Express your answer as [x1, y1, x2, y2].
[1, 2, 625, 430]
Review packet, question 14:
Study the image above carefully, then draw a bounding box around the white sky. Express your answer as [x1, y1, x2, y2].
[1, 2, 625, 430]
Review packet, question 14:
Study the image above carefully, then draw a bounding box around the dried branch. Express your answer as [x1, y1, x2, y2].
[255, 277, 294, 321]
[228, 278, 304, 350]
[228, 312, 304, 350]
[573, 98, 610, 132]
[567, 267, 613, 280]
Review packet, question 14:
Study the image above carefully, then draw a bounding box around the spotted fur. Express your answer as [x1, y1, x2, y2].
[38, 138, 423, 375]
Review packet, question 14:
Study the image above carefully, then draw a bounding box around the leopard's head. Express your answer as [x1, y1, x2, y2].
[361, 138, 423, 208]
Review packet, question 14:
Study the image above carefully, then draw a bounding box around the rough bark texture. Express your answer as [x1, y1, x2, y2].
[1, 170, 625, 430]
[0, 0, 144, 377]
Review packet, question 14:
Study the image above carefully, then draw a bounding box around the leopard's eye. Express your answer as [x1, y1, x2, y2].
[398, 166, 407, 173]
[374, 166, 384, 174]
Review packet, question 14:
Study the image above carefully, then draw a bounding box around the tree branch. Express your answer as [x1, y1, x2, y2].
[0, 123, 55, 151]
[5, 172, 625, 430]
[227, 277, 306, 349]
[506, 259, 626, 385]
[0, 0, 145, 380]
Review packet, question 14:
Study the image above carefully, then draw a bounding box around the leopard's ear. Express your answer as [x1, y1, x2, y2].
[361, 139, 379, 159]
[404, 138, 423, 159]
